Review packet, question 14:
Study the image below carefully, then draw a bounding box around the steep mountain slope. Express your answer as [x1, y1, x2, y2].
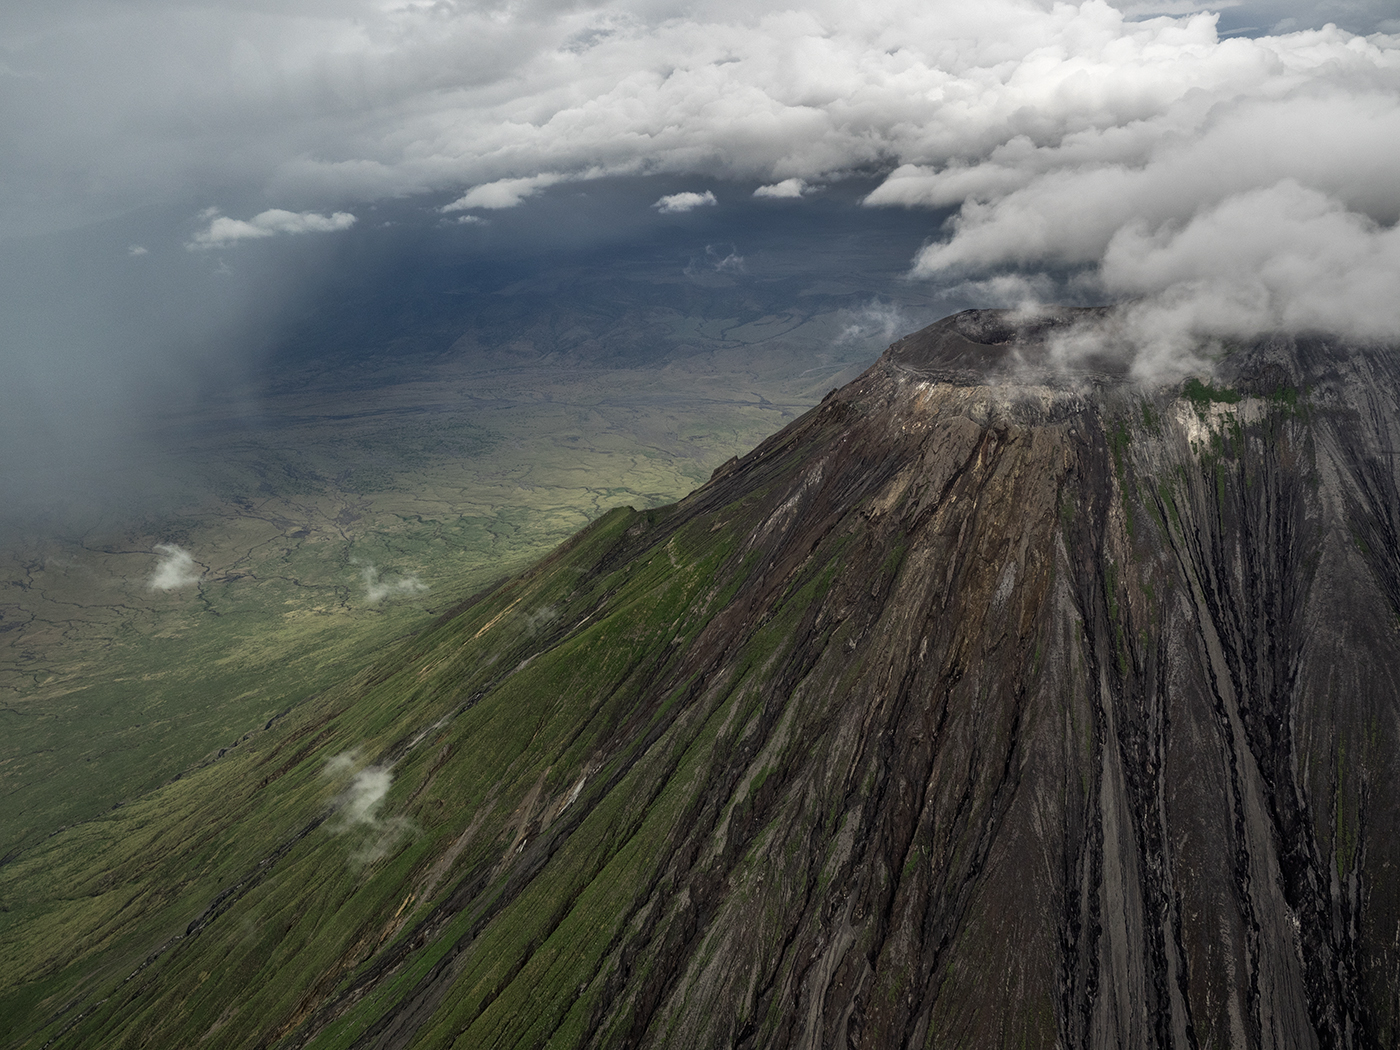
[5, 309, 1400, 1049]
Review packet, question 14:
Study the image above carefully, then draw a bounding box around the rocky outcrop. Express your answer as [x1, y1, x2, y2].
[21, 310, 1400, 1050]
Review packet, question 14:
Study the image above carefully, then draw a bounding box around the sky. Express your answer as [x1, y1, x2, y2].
[1, 0, 1398, 515]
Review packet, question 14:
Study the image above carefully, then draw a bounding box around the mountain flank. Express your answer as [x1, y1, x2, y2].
[5, 308, 1400, 1049]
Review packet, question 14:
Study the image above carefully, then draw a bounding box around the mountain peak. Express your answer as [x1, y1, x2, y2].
[9, 311, 1400, 1050]
[883, 307, 1126, 385]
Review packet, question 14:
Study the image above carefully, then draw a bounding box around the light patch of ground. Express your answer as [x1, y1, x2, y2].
[1175, 397, 1269, 448]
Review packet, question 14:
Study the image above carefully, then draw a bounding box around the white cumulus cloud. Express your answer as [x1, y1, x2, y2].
[442, 173, 570, 212]
[188, 209, 357, 248]
[654, 190, 718, 213]
[4, 0, 1399, 355]
[754, 178, 809, 199]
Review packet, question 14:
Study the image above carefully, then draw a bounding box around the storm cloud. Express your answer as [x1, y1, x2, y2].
[5, 1, 1394, 234]
[1, 0, 1397, 513]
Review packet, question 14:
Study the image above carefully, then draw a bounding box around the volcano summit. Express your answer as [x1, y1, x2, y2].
[6, 310, 1400, 1050]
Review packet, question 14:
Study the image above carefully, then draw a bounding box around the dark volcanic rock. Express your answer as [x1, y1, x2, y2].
[553, 311, 1400, 1050]
[21, 310, 1400, 1050]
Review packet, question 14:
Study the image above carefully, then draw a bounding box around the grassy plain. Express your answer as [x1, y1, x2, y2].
[0, 289, 893, 862]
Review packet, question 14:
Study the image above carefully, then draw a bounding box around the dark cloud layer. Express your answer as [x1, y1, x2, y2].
[1, 0, 1397, 514]
[0, 179, 944, 521]
[3, 0, 1394, 232]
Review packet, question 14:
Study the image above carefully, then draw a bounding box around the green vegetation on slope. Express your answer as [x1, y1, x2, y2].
[0, 386, 855, 1048]
[0, 501, 721, 1046]
[0, 309, 881, 863]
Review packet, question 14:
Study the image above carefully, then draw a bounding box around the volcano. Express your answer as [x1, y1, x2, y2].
[7, 309, 1400, 1050]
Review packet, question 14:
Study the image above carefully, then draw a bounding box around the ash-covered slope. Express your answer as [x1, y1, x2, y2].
[10, 309, 1400, 1050]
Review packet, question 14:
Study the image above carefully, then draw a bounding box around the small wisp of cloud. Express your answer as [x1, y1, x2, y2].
[323, 751, 359, 778]
[654, 190, 717, 214]
[838, 300, 915, 346]
[127, 244, 148, 256]
[188, 208, 357, 249]
[148, 543, 201, 591]
[707, 244, 744, 272]
[323, 752, 411, 865]
[940, 274, 1057, 315]
[1043, 306, 1218, 389]
[357, 561, 428, 604]
[524, 604, 559, 636]
[686, 243, 745, 276]
[342, 766, 392, 826]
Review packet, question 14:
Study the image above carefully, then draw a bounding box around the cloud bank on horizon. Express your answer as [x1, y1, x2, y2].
[2, 0, 1398, 362]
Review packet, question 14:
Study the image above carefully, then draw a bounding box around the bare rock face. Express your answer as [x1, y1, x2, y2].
[22, 310, 1400, 1050]
[547, 309, 1400, 1050]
